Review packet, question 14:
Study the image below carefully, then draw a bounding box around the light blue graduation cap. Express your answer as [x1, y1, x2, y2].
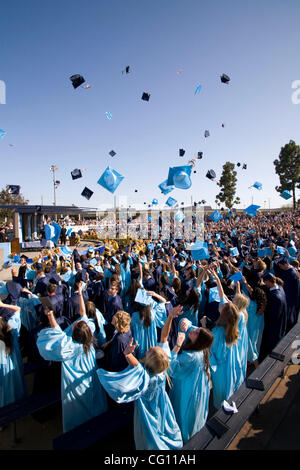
[97, 166, 124, 193]
[195, 84, 202, 94]
[288, 246, 297, 257]
[158, 179, 174, 195]
[44, 224, 55, 241]
[166, 197, 178, 207]
[152, 198, 158, 205]
[90, 258, 98, 266]
[244, 204, 260, 216]
[249, 230, 255, 235]
[276, 246, 286, 255]
[230, 247, 239, 257]
[190, 240, 210, 261]
[257, 248, 266, 257]
[105, 111, 112, 120]
[209, 210, 223, 223]
[0, 129, 6, 139]
[253, 181, 262, 190]
[216, 234, 220, 240]
[280, 190, 292, 200]
[167, 165, 192, 190]
[135, 288, 152, 306]
[209, 287, 221, 303]
[147, 243, 154, 250]
[174, 210, 184, 222]
[218, 240, 226, 248]
[13, 254, 21, 263]
[231, 228, 237, 236]
[229, 271, 243, 282]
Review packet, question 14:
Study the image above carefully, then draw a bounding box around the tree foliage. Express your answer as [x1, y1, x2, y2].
[274, 140, 300, 209]
[215, 162, 240, 209]
[0, 188, 29, 223]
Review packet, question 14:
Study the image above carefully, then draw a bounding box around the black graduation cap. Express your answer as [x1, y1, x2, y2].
[243, 164, 247, 170]
[81, 187, 93, 200]
[220, 74, 230, 84]
[70, 74, 86, 89]
[179, 149, 185, 157]
[7, 185, 20, 195]
[141, 92, 150, 101]
[109, 150, 116, 157]
[126, 66, 130, 74]
[202, 199, 206, 204]
[193, 170, 197, 173]
[135, 189, 138, 192]
[71, 168, 82, 180]
[206, 170, 216, 180]
[204, 130, 210, 138]
[144, 202, 146, 204]
[221, 123, 225, 128]
[197, 152, 203, 159]
[237, 163, 241, 167]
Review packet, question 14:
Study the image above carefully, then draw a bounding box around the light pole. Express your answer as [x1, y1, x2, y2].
[49, 165, 60, 206]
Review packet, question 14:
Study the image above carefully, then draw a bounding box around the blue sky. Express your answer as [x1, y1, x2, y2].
[1, 0, 300, 210]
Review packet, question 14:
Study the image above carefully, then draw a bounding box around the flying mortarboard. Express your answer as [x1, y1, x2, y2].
[179, 148, 185, 157]
[253, 181, 263, 190]
[209, 210, 223, 223]
[81, 187, 93, 200]
[237, 163, 241, 167]
[166, 197, 178, 207]
[70, 74, 85, 89]
[167, 165, 192, 190]
[122, 66, 130, 74]
[197, 152, 203, 159]
[195, 84, 202, 94]
[109, 150, 116, 157]
[206, 170, 216, 180]
[0, 129, 7, 139]
[174, 210, 184, 222]
[105, 112, 112, 120]
[242, 164, 247, 170]
[230, 247, 239, 257]
[7, 185, 20, 195]
[152, 198, 158, 205]
[158, 179, 174, 195]
[141, 92, 150, 101]
[280, 190, 292, 200]
[220, 74, 230, 84]
[97, 166, 124, 193]
[71, 169, 82, 180]
[221, 123, 225, 128]
[244, 204, 260, 216]
[204, 130, 210, 138]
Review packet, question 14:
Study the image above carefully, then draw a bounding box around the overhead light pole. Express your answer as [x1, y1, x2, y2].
[49, 165, 60, 206]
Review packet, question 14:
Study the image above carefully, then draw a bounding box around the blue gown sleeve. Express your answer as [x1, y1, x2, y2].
[37, 325, 78, 361]
[151, 299, 167, 329]
[97, 363, 150, 403]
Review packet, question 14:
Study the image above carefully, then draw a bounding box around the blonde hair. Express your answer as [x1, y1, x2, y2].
[233, 294, 249, 323]
[143, 346, 171, 388]
[256, 259, 266, 271]
[216, 303, 239, 345]
[112, 310, 131, 333]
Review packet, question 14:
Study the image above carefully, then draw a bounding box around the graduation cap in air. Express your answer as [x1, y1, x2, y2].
[105, 112, 112, 120]
[179, 148, 185, 157]
[237, 163, 241, 167]
[109, 150, 116, 157]
[7, 185, 20, 195]
[166, 197, 178, 207]
[209, 210, 223, 223]
[220, 74, 230, 84]
[158, 179, 174, 195]
[97, 166, 124, 193]
[244, 204, 260, 216]
[280, 190, 292, 200]
[175, 211, 184, 222]
[197, 152, 203, 159]
[206, 170, 216, 180]
[70, 74, 85, 89]
[0, 129, 6, 139]
[242, 164, 247, 170]
[71, 168, 82, 180]
[141, 92, 150, 101]
[122, 66, 130, 74]
[252, 181, 263, 190]
[152, 199, 158, 205]
[221, 123, 225, 128]
[81, 187, 93, 200]
[195, 84, 202, 94]
[204, 130, 210, 138]
[135, 189, 138, 192]
[167, 165, 192, 190]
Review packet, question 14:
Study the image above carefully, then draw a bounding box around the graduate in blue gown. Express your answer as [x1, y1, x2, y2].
[0, 300, 27, 408]
[36, 283, 108, 432]
[97, 305, 184, 450]
[232, 282, 249, 383]
[273, 257, 300, 332]
[206, 268, 243, 409]
[130, 291, 167, 359]
[161, 310, 214, 444]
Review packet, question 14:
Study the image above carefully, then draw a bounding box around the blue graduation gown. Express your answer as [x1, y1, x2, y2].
[0, 310, 27, 408]
[37, 320, 108, 433]
[273, 265, 300, 331]
[130, 300, 167, 359]
[246, 300, 264, 362]
[237, 311, 248, 384]
[97, 350, 183, 450]
[210, 326, 243, 409]
[168, 345, 210, 444]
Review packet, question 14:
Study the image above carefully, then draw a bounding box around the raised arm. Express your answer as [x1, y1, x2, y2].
[0, 299, 21, 313]
[123, 338, 139, 368]
[196, 265, 208, 288]
[146, 291, 167, 304]
[44, 309, 58, 328]
[78, 281, 86, 317]
[160, 305, 183, 343]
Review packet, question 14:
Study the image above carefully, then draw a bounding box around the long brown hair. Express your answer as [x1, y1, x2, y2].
[216, 303, 239, 345]
[72, 320, 95, 355]
[0, 317, 13, 355]
[179, 327, 214, 382]
[137, 304, 152, 328]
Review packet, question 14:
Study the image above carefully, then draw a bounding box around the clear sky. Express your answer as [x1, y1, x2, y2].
[1, 0, 300, 211]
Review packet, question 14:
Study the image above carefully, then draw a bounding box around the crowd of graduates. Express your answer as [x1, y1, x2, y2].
[0, 209, 300, 450]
